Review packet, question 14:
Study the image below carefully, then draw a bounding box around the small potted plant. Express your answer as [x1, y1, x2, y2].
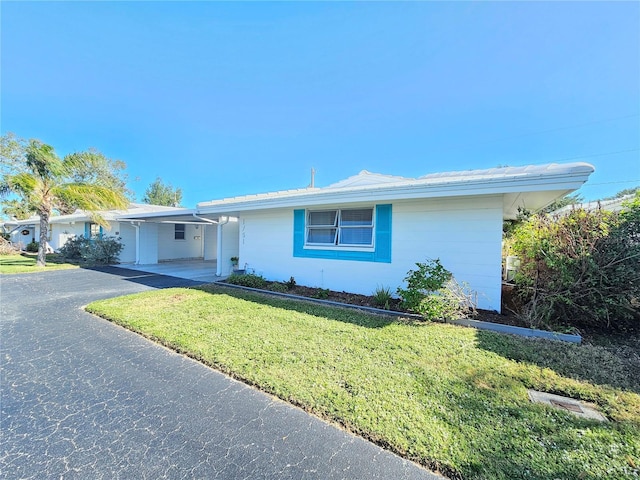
[230, 256, 239, 269]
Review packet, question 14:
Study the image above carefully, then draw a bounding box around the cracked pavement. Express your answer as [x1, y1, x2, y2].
[1, 267, 443, 479]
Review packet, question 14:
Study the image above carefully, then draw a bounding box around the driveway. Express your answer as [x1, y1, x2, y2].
[0, 267, 443, 479]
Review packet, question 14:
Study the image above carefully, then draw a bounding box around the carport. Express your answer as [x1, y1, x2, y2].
[115, 209, 239, 277]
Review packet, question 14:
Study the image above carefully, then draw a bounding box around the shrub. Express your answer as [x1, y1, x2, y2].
[58, 235, 124, 264]
[397, 259, 476, 321]
[313, 288, 330, 299]
[267, 282, 288, 293]
[505, 194, 640, 331]
[226, 273, 267, 289]
[372, 285, 393, 309]
[84, 236, 124, 264]
[0, 237, 18, 255]
[286, 276, 297, 290]
[59, 235, 89, 259]
[26, 240, 39, 252]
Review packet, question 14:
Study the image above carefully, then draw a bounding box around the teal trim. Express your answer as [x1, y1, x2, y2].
[293, 204, 392, 263]
[84, 222, 90, 239]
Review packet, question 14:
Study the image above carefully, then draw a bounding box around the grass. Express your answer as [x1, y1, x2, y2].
[86, 285, 640, 480]
[0, 253, 80, 274]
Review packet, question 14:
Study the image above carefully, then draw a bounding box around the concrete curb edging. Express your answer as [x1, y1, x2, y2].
[211, 281, 582, 343]
[448, 318, 582, 343]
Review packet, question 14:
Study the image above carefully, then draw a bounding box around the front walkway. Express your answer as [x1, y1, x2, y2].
[116, 259, 221, 282]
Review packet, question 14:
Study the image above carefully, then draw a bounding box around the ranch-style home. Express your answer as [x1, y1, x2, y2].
[3, 162, 594, 311]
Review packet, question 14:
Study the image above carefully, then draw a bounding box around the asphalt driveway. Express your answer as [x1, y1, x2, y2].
[0, 267, 443, 479]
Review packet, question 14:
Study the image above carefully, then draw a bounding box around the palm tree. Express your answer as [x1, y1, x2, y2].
[2, 139, 129, 266]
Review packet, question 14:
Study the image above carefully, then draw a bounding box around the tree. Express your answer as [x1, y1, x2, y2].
[1, 198, 34, 220]
[142, 177, 182, 207]
[1, 135, 130, 266]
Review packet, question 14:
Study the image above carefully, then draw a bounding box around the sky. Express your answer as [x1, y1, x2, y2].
[2, 1, 639, 208]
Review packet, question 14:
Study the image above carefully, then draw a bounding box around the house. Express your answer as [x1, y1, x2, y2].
[189, 162, 595, 311]
[3, 162, 595, 312]
[3, 203, 208, 264]
[553, 193, 636, 215]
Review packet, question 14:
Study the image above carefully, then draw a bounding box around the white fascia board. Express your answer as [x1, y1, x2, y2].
[197, 171, 593, 215]
[115, 208, 197, 221]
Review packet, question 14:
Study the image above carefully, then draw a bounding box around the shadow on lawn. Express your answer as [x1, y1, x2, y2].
[474, 329, 640, 394]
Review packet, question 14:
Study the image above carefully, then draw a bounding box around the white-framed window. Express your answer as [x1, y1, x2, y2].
[174, 224, 185, 240]
[89, 223, 101, 238]
[306, 208, 374, 247]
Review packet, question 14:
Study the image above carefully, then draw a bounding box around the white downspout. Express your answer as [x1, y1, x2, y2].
[216, 216, 230, 276]
[130, 222, 140, 265]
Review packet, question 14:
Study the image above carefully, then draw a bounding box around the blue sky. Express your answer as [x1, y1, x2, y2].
[2, 1, 639, 207]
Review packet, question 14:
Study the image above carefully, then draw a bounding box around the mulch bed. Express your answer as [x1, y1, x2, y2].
[222, 279, 528, 329]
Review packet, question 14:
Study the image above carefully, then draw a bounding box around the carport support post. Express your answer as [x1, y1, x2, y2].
[216, 216, 229, 276]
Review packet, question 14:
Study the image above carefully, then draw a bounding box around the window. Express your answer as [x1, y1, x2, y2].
[306, 208, 374, 247]
[89, 223, 101, 238]
[174, 224, 185, 240]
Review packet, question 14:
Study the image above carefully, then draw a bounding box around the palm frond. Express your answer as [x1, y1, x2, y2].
[52, 183, 129, 227]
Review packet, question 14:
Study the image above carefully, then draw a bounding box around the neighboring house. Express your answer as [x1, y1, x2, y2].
[3, 162, 595, 312]
[3, 203, 205, 264]
[553, 194, 636, 215]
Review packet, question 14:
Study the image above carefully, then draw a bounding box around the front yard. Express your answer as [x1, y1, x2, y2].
[87, 285, 640, 480]
[0, 253, 80, 274]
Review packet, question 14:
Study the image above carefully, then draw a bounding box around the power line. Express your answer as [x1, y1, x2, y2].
[550, 147, 640, 163]
[480, 113, 640, 145]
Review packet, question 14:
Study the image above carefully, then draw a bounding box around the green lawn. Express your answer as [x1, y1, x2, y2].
[87, 285, 640, 480]
[0, 253, 80, 274]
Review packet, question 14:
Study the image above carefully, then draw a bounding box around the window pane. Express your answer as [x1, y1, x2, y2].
[175, 224, 185, 240]
[307, 228, 337, 244]
[308, 210, 337, 226]
[339, 227, 373, 245]
[340, 209, 373, 226]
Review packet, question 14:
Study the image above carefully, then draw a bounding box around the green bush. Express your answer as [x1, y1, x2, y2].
[58, 235, 123, 264]
[397, 259, 476, 321]
[285, 276, 297, 290]
[267, 282, 289, 293]
[226, 273, 267, 289]
[26, 240, 39, 252]
[58, 235, 88, 259]
[504, 194, 640, 331]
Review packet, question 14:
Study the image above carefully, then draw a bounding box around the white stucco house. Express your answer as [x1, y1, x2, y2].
[3, 203, 208, 264]
[191, 161, 593, 311]
[3, 162, 595, 312]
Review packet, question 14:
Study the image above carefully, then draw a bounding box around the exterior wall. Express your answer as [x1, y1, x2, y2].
[9, 226, 35, 249]
[51, 222, 86, 250]
[238, 196, 504, 311]
[219, 219, 239, 275]
[157, 223, 204, 261]
[138, 223, 158, 264]
[203, 224, 217, 261]
[115, 223, 137, 263]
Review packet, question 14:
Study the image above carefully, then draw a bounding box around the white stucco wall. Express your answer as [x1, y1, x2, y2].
[115, 223, 137, 263]
[138, 223, 158, 264]
[203, 224, 217, 261]
[238, 195, 504, 311]
[157, 223, 204, 261]
[219, 219, 240, 276]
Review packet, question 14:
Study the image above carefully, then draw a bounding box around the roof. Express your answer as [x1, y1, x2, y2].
[3, 203, 186, 226]
[197, 162, 595, 219]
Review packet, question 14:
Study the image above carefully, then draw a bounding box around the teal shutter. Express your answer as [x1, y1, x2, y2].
[293, 210, 305, 257]
[84, 223, 90, 238]
[374, 204, 392, 263]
